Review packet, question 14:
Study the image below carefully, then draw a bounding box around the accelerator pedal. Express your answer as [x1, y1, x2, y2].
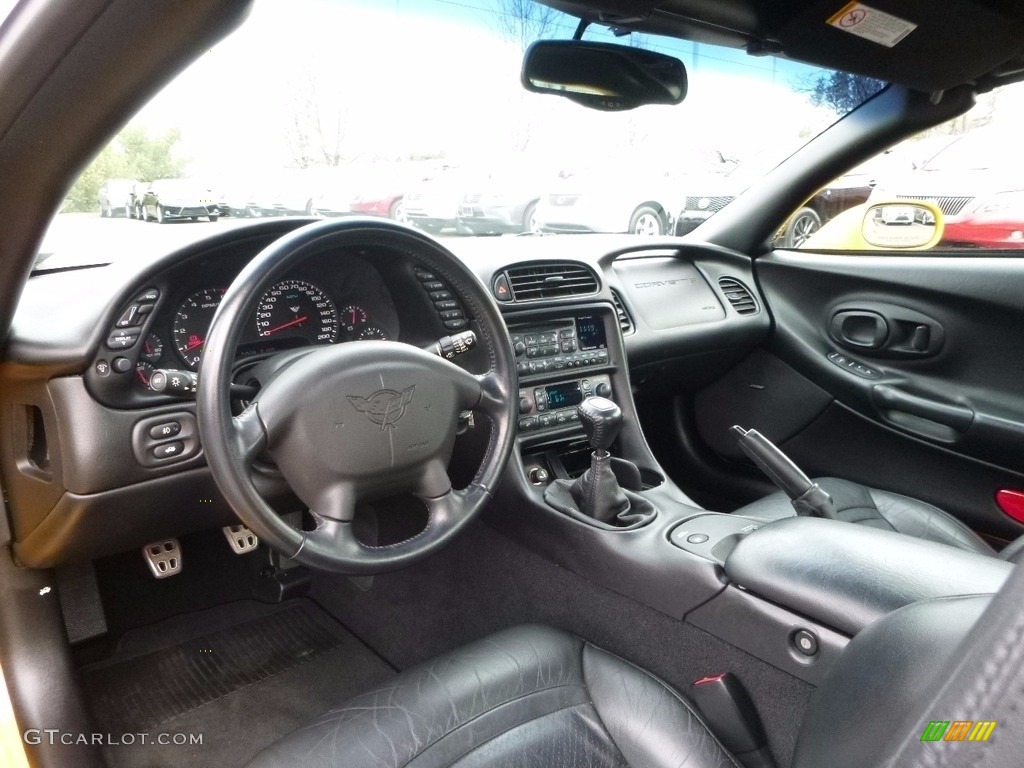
[223, 524, 259, 554]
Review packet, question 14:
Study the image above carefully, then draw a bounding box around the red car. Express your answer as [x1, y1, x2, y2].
[348, 191, 406, 221]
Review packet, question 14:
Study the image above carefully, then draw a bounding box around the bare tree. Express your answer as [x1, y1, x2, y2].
[285, 73, 348, 168]
[496, 0, 560, 51]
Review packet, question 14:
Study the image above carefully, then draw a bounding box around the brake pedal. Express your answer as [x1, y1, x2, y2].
[223, 524, 259, 554]
[142, 538, 182, 578]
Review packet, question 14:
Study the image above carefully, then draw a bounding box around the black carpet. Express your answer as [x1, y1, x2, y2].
[81, 599, 395, 768]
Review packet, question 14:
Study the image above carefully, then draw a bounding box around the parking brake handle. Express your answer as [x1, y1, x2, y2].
[731, 426, 835, 518]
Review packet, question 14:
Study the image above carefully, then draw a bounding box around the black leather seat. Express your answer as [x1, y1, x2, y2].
[246, 624, 737, 768]
[247, 591, 999, 768]
[733, 476, 998, 557]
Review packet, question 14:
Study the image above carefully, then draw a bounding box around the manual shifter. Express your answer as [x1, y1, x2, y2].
[572, 397, 631, 523]
[543, 397, 655, 527]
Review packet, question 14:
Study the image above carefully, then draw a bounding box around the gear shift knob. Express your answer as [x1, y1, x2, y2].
[578, 396, 622, 454]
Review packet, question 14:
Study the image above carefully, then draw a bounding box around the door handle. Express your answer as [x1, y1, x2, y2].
[872, 385, 974, 432]
[830, 310, 888, 349]
[829, 303, 944, 358]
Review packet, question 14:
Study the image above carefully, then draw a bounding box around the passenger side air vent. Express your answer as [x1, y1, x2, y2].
[610, 289, 634, 335]
[501, 261, 599, 302]
[718, 277, 758, 315]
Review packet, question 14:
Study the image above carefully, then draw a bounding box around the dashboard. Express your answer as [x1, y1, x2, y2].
[1, 218, 769, 567]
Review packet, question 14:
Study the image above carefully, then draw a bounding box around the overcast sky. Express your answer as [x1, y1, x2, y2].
[115, 0, 838, 183]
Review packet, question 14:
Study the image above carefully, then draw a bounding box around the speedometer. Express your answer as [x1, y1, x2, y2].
[172, 288, 225, 369]
[255, 280, 338, 345]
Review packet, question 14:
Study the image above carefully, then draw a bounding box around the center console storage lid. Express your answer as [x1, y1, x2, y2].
[724, 516, 1010, 636]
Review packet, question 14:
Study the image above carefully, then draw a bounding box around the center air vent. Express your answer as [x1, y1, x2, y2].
[610, 289, 634, 334]
[718, 277, 758, 315]
[501, 261, 599, 302]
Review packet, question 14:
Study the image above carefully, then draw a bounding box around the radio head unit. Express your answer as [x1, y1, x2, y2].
[510, 314, 609, 377]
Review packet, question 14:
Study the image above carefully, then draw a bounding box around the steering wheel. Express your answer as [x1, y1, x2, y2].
[197, 219, 516, 573]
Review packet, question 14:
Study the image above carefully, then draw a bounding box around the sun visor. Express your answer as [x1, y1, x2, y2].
[775, 0, 1024, 92]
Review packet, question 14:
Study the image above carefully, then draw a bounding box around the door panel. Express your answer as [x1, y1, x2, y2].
[703, 250, 1024, 541]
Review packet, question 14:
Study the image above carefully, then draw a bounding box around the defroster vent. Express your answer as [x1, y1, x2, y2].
[718, 277, 758, 315]
[502, 261, 599, 302]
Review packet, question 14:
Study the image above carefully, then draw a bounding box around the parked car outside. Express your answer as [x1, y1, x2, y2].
[97, 178, 138, 218]
[868, 130, 1024, 248]
[534, 164, 694, 236]
[403, 166, 469, 233]
[139, 179, 220, 223]
[675, 147, 916, 246]
[349, 189, 406, 220]
[456, 165, 555, 235]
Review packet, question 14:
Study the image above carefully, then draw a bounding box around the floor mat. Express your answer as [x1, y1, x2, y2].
[81, 599, 395, 768]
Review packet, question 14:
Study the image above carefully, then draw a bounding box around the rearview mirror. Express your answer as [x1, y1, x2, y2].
[522, 40, 687, 111]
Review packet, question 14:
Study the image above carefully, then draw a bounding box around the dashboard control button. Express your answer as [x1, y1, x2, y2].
[153, 441, 185, 459]
[555, 410, 570, 424]
[686, 533, 710, 544]
[439, 309, 464, 320]
[414, 269, 437, 281]
[513, 341, 527, 355]
[519, 397, 532, 415]
[95, 360, 111, 376]
[434, 299, 459, 310]
[594, 382, 612, 397]
[428, 290, 452, 301]
[149, 421, 182, 440]
[422, 280, 444, 291]
[518, 416, 538, 431]
[112, 356, 132, 373]
[560, 340, 576, 353]
[492, 274, 512, 302]
[106, 330, 140, 350]
[539, 413, 556, 428]
[135, 288, 160, 303]
[443, 319, 468, 331]
[516, 362, 528, 374]
[116, 305, 142, 328]
[559, 328, 575, 338]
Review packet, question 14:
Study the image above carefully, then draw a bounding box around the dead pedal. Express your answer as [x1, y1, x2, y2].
[142, 538, 182, 578]
[223, 524, 259, 554]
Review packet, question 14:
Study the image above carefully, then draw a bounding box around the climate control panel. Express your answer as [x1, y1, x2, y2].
[517, 374, 612, 434]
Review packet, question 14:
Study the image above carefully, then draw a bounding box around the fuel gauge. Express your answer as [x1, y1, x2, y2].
[140, 333, 164, 363]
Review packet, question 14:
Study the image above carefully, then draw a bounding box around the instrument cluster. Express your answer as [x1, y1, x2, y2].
[135, 258, 398, 388]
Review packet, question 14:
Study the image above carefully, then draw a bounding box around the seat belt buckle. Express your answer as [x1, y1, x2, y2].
[691, 671, 777, 768]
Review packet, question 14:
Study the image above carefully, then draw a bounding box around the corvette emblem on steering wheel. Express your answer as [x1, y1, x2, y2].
[347, 386, 416, 430]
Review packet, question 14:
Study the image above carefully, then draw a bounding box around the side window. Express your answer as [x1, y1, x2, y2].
[791, 85, 1024, 253]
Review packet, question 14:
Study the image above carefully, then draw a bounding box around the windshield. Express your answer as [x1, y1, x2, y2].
[38, 0, 884, 270]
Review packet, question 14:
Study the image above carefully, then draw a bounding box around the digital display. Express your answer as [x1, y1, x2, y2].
[545, 382, 583, 408]
[575, 315, 606, 351]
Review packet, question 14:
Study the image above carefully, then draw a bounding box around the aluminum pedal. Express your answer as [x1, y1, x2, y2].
[142, 538, 182, 578]
[223, 524, 259, 554]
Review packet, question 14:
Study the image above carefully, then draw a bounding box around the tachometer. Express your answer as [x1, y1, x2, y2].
[255, 280, 338, 345]
[172, 288, 225, 369]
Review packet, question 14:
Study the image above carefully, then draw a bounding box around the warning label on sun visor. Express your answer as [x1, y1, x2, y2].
[827, 2, 917, 47]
